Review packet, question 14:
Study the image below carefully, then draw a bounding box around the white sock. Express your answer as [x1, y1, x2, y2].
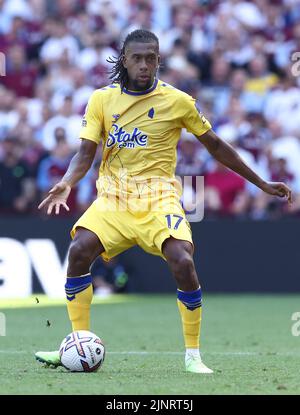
[185, 348, 201, 363]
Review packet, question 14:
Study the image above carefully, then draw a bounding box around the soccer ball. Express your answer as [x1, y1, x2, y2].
[59, 330, 105, 372]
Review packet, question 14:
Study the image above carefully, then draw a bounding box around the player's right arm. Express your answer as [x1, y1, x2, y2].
[38, 139, 97, 215]
[39, 89, 103, 215]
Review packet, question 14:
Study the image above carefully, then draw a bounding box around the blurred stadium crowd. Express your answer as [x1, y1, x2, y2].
[1, 0, 300, 219]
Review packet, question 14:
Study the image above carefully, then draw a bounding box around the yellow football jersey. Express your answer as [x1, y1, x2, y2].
[79, 78, 211, 199]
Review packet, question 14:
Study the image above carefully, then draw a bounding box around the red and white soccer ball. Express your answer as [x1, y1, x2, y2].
[59, 330, 105, 372]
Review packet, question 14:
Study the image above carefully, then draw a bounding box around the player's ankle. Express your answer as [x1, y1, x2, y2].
[185, 348, 201, 362]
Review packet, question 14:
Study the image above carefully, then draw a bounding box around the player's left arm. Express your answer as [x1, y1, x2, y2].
[196, 129, 292, 203]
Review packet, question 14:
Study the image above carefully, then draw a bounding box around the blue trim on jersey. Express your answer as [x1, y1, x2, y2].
[177, 287, 202, 310]
[122, 78, 158, 96]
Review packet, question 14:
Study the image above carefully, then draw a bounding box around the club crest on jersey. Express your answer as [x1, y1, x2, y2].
[106, 123, 148, 149]
[112, 114, 120, 121]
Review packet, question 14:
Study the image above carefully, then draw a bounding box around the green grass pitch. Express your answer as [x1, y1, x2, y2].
[1, 294, 300, 395]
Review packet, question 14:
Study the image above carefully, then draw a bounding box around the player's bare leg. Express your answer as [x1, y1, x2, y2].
[65, 227, 105, 330]
[67, 227, 105, 275]
[35, 227, 105, 367]
[163, 237, 213, 374]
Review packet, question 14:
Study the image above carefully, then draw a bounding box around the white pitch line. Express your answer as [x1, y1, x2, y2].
[108, 351, 260, 356]
[1, 350, 300, 357]
[109, 351, 300, 356]
[109, 351, 182, 355]
[107, 351, 300, 357]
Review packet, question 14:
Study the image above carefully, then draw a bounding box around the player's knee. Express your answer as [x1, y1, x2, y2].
[178, 254, 195, 275]
[169, 251, 195, 275]
[68, 240, 93, 268]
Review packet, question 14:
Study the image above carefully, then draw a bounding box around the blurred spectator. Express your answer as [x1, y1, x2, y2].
[201, 58, 231, 117]
[41, 96, 82, 151]
[77, 160, 100, 213]
[1, 44, 38, 97]
[239, 113, 270, 161]
[39, 18, 79, 65]
[205, 162, 249, 218]
[264, 74, 300, 136]
[91, 256, 129, 297]
[252, 155, 300, 219]
[269, 132, 300, 187]
[243, 54, 278, 113]
[1, 0, 33, 22]
[176, 130, 206, 177]
[0, 86, 19, 140]
[9, 102, 48, 176]
[176, 130, 207, 214]
[72, 68, 94, 114]
[0, 137, 36, 214]
[0, 0, 11, 35]
[37, 128, 77, 213]
[76, 31, 116, 72]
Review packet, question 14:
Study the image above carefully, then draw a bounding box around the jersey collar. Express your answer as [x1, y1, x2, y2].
[122, 78, 158, 96]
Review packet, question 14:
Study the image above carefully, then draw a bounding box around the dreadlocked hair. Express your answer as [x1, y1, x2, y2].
[107, 29, 159, 90]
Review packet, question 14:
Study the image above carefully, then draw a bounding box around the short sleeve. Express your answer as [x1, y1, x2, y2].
[180, 96, 212, 136]
[79, 90, 103, 144]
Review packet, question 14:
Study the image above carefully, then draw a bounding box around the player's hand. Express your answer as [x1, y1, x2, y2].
[38, 181, 71, 215]
[261, 181, 292, 204]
